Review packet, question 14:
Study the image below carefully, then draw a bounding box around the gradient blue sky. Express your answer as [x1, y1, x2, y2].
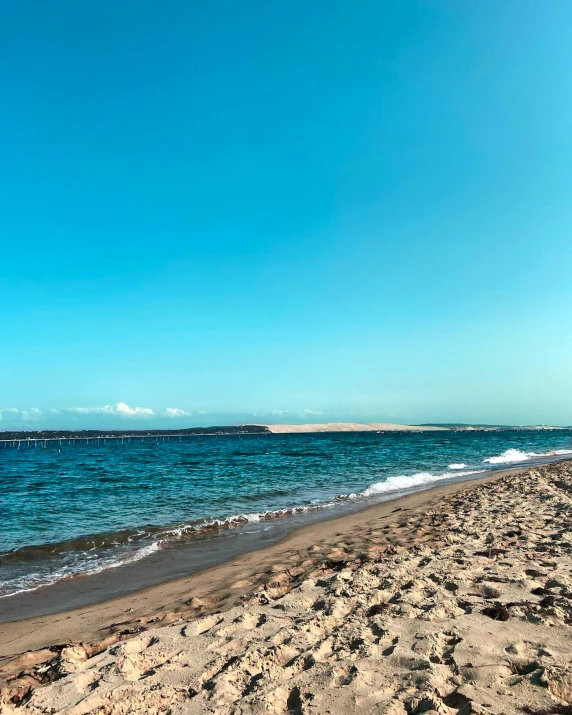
[2, 0, 571, 429]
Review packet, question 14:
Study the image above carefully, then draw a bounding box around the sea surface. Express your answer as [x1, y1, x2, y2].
[1, 429, 572, 603]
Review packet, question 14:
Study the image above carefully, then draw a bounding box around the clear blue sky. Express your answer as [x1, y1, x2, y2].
[1, 0, 571, 429]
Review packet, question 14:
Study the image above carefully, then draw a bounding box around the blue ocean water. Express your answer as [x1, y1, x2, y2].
[1, 429, 571, 599]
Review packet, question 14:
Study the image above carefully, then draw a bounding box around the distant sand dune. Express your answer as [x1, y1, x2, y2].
[264, 422, 449, 433]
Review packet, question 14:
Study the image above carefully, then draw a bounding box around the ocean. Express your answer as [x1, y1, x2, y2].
[1, 428, 571, 610]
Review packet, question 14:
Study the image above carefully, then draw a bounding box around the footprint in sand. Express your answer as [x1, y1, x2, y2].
[382, 635, 399, 656]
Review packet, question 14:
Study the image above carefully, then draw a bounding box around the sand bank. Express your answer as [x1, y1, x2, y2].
[2, 460, 572, 713]
[264, 423, 449, 433]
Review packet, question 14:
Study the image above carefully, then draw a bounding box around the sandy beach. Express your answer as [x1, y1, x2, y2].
[1, 459, 571, 714]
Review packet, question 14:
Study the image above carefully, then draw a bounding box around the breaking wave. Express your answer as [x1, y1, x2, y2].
[359, 469, 484, 497]
[483, 448, 572, 465]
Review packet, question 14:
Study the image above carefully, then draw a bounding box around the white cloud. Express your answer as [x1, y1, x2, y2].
[163, 408, 191, 418]
[0, 407, 42, 421]
[67, 402, 154, 417]
[114, 402, 154, 416]
[22, 407, 43, 421]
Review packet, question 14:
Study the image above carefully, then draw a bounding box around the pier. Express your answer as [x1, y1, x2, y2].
[0, 425, 269, 448]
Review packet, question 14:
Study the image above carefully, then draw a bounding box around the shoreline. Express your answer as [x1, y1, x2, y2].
[3, 422, 567, 444]
[2, 459, 572, 712]
[0, 465, 500, 623]
[2, 454, 570, 626]
[0, 465, 530, 655]
[4, 431, 572, 620]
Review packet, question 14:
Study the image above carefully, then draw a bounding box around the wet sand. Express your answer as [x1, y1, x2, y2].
[2, 460, 572, 713]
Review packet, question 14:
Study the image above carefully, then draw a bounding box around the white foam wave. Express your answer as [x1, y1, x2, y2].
[482, 448, 572, 465]
[0, 541, 159, 600]
[360, 469, 484, 497]
[162, 467, 492, 538]
[483, 448, 534, 464]
[159, 503, 341, 540]
[448, 463, 467, 470]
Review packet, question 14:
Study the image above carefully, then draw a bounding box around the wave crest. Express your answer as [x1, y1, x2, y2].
[360, 469, 483, 497]
[483, 448, 572, 465]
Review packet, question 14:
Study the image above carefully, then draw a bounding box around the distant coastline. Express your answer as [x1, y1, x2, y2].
[0, 425, 268, 442]
[0, 422, 568, 442]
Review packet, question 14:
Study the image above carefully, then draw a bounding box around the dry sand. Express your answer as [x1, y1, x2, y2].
[264, 423, 449, 433]
[1, 461, 572, 714]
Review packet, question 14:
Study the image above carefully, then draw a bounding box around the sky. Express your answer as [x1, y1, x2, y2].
[1, 0, 572, 429]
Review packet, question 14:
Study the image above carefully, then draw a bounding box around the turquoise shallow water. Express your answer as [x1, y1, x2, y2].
[1, 429, 571, 599]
